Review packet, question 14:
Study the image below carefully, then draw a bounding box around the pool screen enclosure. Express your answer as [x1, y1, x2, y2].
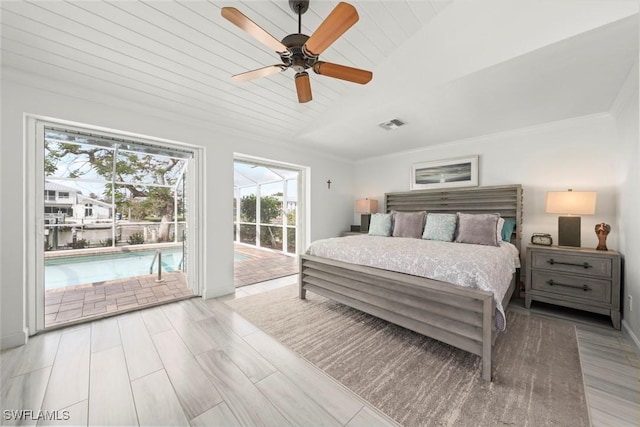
[42, 126, 194, 326]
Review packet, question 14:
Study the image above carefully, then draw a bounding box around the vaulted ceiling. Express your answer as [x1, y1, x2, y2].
[1, 1, 638, 161]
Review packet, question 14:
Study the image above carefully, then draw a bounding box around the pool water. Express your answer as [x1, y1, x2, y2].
[45, 247, 184, 290]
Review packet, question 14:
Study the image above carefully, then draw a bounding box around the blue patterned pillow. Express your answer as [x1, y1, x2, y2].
[368, 213, 393, 237]
[422, 213, 457, 242]
[501, 218, 517, 242]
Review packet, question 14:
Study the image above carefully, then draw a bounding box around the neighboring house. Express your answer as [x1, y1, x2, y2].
[44, 181, 77, 223]
[74, 195, 112, 221]
[44, 180, 112, 223]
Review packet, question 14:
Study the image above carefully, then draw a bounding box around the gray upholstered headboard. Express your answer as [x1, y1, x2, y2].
[385, 184, 523, 250]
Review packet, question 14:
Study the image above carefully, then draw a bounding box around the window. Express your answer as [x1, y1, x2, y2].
[45, 190, 55, 201]
[84, 204, 93, 217]
[58, 192, 69, 199]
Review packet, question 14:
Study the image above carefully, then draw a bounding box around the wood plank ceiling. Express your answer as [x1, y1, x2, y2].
[1, 1, 637, 160]
[1, 1, 445, 152]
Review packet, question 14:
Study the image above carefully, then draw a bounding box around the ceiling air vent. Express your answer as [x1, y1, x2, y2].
[378, 118, 405, 130]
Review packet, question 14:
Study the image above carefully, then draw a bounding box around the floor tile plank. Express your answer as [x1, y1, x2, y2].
[140, 306, 173, 335]
[2, 331, 61, 380]
[131, 370, 189, 427]
[41, 328, 90, 411]
[0, 367, 51, 426]
[197, 317, 245, 348]
[152, 329, 223, 420]
[203, 299, 259, 337]
[88, 346, 138, 426]
[197, 317, 276, 383]
[161, 303, 218, 355]
[117, 312, 163, 380]
[90, 317, 121, 353]
[222, 340, 278, 383]
[196, 349, 290, 427]
[38, 399, 88, 427]
[188, 402, 242, 427]
[587, 386, 640, 427]
[255, 372, 341, 426]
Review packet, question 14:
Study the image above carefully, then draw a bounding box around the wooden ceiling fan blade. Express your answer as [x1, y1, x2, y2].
[221, 7, 288, 53]
[304, 2, 358, 56]
[295, 72, 312, 103]
[312, 61, 372, 84]
[232, 65, 286, 82]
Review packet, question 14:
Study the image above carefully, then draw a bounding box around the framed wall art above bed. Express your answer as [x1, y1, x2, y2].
[410, 155, 478, 190]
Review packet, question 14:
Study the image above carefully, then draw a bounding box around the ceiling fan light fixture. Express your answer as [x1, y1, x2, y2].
[295, 72, 312, 103]
[221, 1, 372, 103]
[378, 119, 406, 131]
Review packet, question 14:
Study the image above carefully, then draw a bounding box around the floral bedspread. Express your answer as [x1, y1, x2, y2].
[306, 235, 521, 331]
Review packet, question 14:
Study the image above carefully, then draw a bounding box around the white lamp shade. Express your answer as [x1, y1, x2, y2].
[545, 191, 596, 215]
[355, 199, 378, 214]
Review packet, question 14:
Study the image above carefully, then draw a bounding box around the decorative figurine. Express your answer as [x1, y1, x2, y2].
[595, 222, 610, 251]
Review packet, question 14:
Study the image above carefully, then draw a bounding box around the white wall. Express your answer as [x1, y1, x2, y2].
[612, 61, 640, 342]
[355, 113, 621, 258]
[0, 77, 354, 349]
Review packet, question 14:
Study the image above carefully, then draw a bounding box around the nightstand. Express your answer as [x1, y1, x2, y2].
[525, 245, 621, 329]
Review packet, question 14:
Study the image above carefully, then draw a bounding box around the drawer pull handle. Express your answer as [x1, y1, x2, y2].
[547, 279, 591, 291]
[547, 258, 592, 269]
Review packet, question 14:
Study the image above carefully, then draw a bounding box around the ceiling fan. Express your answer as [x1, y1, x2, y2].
[221, 0, 373, 103]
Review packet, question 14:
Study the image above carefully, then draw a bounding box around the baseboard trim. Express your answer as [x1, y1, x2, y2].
[622, 319, 640, 352]
[0, 327, 28, 350]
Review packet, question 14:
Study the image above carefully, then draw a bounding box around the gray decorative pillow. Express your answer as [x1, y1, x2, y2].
[422, 213, 457, 242]
[392, 211, 426, 239]
[455, 213, 500, 246]
[368, 213, 393, 237]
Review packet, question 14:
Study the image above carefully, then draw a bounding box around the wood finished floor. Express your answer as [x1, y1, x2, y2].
[0, 277, 396, 427]
[2, 275, 638, 426]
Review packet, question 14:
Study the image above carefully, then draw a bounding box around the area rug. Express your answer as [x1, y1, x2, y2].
[226, 285, 589, 426]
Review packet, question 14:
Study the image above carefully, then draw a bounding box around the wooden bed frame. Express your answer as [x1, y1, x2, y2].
[299, 184, 523, 381]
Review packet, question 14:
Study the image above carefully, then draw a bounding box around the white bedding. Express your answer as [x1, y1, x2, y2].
[306, 235, 521, 331]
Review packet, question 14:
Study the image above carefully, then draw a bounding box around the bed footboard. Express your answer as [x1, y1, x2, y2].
[299, 254, 496, 381]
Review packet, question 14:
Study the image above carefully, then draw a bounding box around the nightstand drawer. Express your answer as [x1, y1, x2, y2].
[531, 271, 611, 303]
[531, 252, 612, 278]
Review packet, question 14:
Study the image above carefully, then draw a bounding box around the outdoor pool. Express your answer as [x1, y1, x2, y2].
[45, 247, 184, 290]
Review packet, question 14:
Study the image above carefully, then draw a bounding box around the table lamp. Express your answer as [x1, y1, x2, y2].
[545, 189, 596, 247]
[355, 198, 378, 233]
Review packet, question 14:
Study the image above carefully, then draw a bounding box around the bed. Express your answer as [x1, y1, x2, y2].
[299, 184, 523, 381]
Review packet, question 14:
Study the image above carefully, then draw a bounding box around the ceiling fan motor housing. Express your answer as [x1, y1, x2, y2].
[289, 0, 309, 15]
[280, 33, 317, 73]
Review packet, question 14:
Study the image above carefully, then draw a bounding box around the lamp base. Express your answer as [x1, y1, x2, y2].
[360, 214, 372, 233]
[558, 216, 581, 247]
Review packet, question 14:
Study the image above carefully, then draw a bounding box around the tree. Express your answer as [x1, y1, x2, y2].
[45, 139, 184, 241]
[238, 194, 283, 248]
[240, 194, 281, 223]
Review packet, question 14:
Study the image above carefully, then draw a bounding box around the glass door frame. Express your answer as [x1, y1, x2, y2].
[25, 115, 204, 333]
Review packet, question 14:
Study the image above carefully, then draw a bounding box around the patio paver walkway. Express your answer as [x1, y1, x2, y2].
[234, 244, 299, 287]
[44, 271, 192, 328]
